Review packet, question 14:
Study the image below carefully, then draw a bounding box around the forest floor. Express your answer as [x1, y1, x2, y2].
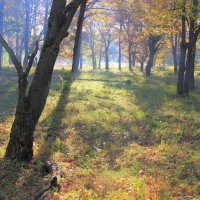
[0, 66, 200, 200]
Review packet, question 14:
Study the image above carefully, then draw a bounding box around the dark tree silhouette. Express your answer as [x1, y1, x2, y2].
[0, 0, 84, 161]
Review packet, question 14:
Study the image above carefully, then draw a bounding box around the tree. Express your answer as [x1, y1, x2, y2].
[146, 34, 162, 76]
[177, 0, 200, 95]
[72, 0, 87, 73]
[0, 0, 84, 161]
[184, 0, 200, 93]
[0, 0, 4, 69]
[23, 0, 30, 67]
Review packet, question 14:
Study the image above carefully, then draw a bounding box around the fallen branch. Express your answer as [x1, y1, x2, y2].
[34, 176, 58, 200]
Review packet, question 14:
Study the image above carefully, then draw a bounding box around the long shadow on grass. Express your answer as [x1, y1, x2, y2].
[37, 71, 77, 160]
[0, 70, 75, 200]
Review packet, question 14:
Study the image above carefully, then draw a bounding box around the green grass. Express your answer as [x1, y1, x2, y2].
[0, 66, 200, 199]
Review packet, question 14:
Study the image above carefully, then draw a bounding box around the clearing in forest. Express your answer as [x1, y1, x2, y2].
[0, 67, 200, 199]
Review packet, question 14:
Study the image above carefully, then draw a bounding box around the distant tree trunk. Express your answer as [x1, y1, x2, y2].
[72, 0, 87, 73]
[23, 0, 30, 67]
[44, 0, 49, 37]
[89, 24, 97, 70]
[99, 54, 102, 69]
[19, 35, 24, 63]
[15, 17, 21, 61]
[140, 61, 144, 72]
[177, 0, 187, 95]
[146, 35, 162, 76]
[105, 49, 109, 71]
[171, 34, 178, 73]
[118, 22, 122, 71]
[80, 52, 83, 70]
[3, 0, 83, 161]
[128, 41, 132, 71]
[132, 56, 136, 67]
[0, 1, 4, 69]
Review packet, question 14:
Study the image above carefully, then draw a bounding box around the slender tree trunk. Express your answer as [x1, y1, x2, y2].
[89, 24, 96, 70]
[44, 0, 49, 37]
[99, 54, 102, 70]
[80, 52, 83, 70]
[0, 1, 4, 69]
[177, 0, 187, 95]
[128, 41, 132, 71]
[140, 61, 144, 72]
[19, 35, 24, 64]
[5, 0, 83, 161]
[105, 49, 109, 71]
[171, 34, 178, 73]
[72, 0, 87, 73]
[189, 43, 196, 89]
[118, 22, 122, 71]
[23, 0, 30, 67]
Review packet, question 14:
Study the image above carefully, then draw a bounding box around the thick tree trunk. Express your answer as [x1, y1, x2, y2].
[184, 0, 199, 92]
[23, 0, 30, 67]
[6, 77, 35, 160]
[0, 1, 4, 69]
[5, 0, 83, 161]
[72, 0, 87, 73]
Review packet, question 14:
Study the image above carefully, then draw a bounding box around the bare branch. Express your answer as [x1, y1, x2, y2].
[25, 41, 39, 76]
[0, 34, 23, 76]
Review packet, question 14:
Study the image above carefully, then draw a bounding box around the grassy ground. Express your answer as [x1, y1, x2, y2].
[0, 66, 200, 199]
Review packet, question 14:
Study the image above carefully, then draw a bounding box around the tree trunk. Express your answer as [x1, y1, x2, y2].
[184, 42, 196, 94]
[44, 0, 49, 37]
[0, 1, 4, 69]
[146, 50, 155, 76]
[5, 0, 83, 161]
[23, 0, 30, 67]
[177, 0, 187, 95]
[118, 22, 122, 71]
[171, 34, 178, 73]
[189, 43, 196, 89]
[72, 0, 87, 73]
[105, 50, 109, 71]
[89, 24, 96, 70]
[99, 54, 102, 70]
[146, 35, 162, 76]
[128, 41, 132, 71]
[80, 52, 83, 70]
[140, 62, 144, 72]
[184, 0, 199, 93]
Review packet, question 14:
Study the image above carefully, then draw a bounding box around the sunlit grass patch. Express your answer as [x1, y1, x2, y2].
[0, 67, 200, 199]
